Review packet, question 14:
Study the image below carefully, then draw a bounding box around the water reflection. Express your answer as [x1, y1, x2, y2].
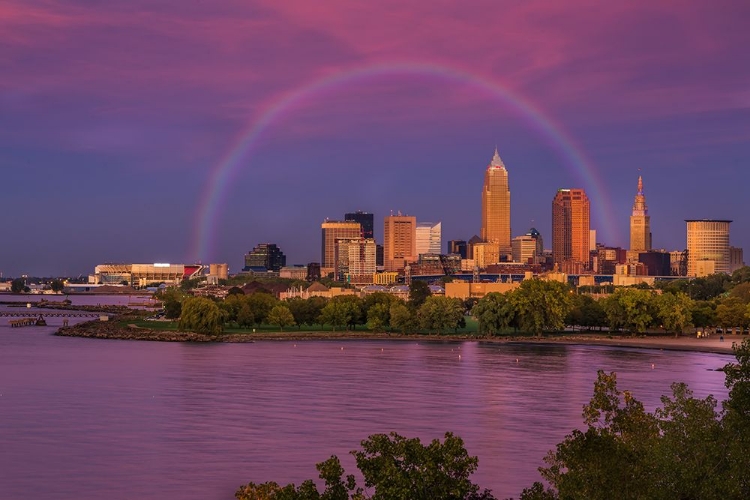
[0, 328, 732, 500]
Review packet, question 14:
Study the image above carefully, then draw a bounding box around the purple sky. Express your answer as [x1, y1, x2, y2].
[2, 1, 749, 277]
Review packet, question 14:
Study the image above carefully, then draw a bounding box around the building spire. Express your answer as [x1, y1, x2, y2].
[489, 146, 505, 170]
[631, 175, 648, 216]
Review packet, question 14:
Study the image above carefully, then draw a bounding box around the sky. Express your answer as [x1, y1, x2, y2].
[1, 0, 749, 277]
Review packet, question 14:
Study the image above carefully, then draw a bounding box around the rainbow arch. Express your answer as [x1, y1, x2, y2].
[190, 61, 614, 261]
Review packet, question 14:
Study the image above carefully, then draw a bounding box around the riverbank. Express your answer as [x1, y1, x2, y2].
[54, 319, 741, 354]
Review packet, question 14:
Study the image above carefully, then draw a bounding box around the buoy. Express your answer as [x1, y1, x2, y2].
[458, 354, 462, 359]
[651, 363, 655, 369]
[516, 358, 519, 363]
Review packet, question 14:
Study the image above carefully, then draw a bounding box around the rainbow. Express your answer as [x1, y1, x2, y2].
[190, 61, 614, 261]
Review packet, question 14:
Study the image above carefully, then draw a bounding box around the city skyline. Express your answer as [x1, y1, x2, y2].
[2, 1, 749, 277]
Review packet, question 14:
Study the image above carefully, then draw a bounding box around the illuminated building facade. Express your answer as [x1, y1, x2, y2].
[481, 148, 511, 258]
[552, 188, 590, 273]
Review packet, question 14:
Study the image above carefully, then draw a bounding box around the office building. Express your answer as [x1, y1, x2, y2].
[638, 251, 671, 276]
[448, 240, 467, 259]
[512, 227, 543, 265]
[481, 148, 511, 257]
[686, 219, 732, 276]
[345, 211, 374, 240]
[416, 221, 441, 256]
[383, 213, 417, 272]
[244, 243, 286, 271]
[321, 220, 361, 276]
[335, 238, 376, 283]
[630, 176, 652, 253]
[552, 188, 591, 273]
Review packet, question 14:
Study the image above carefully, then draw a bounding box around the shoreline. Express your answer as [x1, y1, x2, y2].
[54, 319, 741, 355]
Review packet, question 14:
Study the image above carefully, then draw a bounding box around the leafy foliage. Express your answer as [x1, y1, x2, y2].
[235, 432, 495, 500]
[267, 304, 295, 331]
[521, 339, 750, 500]
[511, 279, 573, 336]
[178, 296, 224, 335]
[472, 292, 515, 335]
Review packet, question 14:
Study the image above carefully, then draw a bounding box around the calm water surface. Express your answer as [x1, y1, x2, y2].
[0, 300, 731, 499]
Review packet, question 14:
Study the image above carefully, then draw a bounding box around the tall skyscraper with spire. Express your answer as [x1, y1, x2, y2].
[629, 176, 652, 252]
[481, 147, 511, 258]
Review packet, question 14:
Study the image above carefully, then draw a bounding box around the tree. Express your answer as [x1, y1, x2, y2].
[690, 300, 716, 329]
[178, 296, 224, 335]
[50, 279, 65, 293]
[602, 288, 655, 334]
[236, 432, 496, 500]
[389, 302, 417, 334]
[246, 292, 279, 326]
[11, 278, 25, 294]
[655, 292, 693, 336]
[319, 300, 358, 332]
[408, 280, 432, 309]
[417, 296, 465, 333]
[716, 297, 750, 331]
[367, 303, 391, 332]
[237, 303, 255, 329]
[267, 305, 295, 331]
[156, 287, 187, 319]
[472, 292, 514, 335]
[523, 370, 724, 500]
[511, 279, 573, 336]
[353, 432, 494, 500]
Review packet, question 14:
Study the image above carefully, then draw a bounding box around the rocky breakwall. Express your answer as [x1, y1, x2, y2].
[55, 317, 220, 342]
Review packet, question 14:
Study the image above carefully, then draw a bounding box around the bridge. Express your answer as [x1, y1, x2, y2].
[1, 312, 102, 318]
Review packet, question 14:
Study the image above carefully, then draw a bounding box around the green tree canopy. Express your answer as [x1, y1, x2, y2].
[602, 288, 655, 334]
[267, 304, 295, 331]
[417, 296, 465, 334]
[389, 302, 417, 334]
[408, 280, 432, 309]
[511, 279, 573, 336]
[472, 292, 514, 335]
[178, 296, 224, 335]
[655, 291, 693, 336]
[235, 432, 496, 500]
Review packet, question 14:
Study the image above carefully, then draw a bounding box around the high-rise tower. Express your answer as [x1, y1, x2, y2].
[321, 220, 361, 276]
[552, 188, 590, 273]
[481, 147, 511, 258]
[383, 213, 417, 272]
[686, 219, 732, 276]
[629, 176, 652, 252]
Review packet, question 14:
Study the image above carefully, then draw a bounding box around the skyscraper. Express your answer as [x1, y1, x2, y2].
[345, 211, 374, 240]
[552, 188, 590, 272]
[415, 221, 441, 256]
[481, 148, 511, 258]
[629, 176, 652, 252]
[244, 243, 286, 272]
[321, 220, 361, 276]
[383, 213, 417, 272]
[686, 219, 732, 276]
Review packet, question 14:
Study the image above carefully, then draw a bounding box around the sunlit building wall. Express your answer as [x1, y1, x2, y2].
[686, 219, 731, 276]
[481, 148, 511, 257]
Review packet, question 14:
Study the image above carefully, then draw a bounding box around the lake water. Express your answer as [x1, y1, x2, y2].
[0, 299, 732, 499]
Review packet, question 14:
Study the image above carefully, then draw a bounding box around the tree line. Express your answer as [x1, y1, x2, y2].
[158, 267, 750, 337]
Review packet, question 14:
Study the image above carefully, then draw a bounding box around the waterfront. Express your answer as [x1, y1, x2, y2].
[0, 301, 732, 500]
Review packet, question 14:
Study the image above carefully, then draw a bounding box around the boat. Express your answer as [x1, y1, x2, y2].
[35, 315, 47, 326]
